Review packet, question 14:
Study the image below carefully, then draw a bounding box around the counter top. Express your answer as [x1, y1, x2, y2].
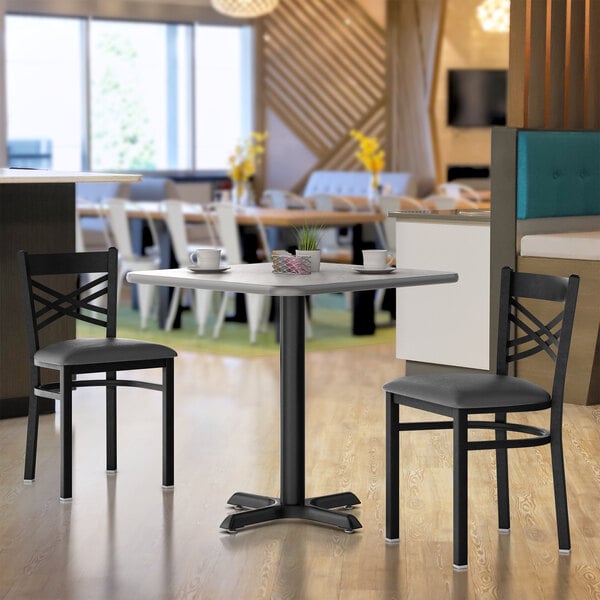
[0, 168, 141, 184]
[389, 209, 491, 223]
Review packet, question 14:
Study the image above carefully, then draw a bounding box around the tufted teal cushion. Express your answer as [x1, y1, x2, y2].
[517, 130, 600, 219]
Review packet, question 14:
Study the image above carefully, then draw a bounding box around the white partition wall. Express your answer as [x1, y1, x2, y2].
[394, 214, 490, 370]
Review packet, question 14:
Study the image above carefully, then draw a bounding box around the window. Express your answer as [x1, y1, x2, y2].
[6, 15, 85, 170]
[5, 14, 249, 173]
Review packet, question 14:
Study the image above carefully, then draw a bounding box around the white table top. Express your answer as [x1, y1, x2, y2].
[127, 262, 458, 296]
[0, 168, 141, 184]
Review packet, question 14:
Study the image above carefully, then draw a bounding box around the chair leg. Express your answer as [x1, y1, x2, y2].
[385, 392, 400, 542]
[165, 287, 182, 332]
[106, 371, 117, 472]
[495, 412, 510, 531]
[245, 293, 264, 344]
[137, 283, 155, 329]
[453, 411, 468, 570]
[24, 391, 39, 481]
[193, 289, 213, 336]
[550, 436, 571, 552]
[162, 359, 174, 488]
[212, 293, 229, 339]
[60, 368, 73, 501]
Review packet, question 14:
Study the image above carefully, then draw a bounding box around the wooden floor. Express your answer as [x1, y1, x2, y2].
[1, 343, 600, 599]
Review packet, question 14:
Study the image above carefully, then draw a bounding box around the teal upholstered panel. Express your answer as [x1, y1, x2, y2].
[516, 130, 600, 219]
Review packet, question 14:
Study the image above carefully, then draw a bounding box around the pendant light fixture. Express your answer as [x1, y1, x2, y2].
[477, 0, 510, 33]
[211, 0, 279, 19]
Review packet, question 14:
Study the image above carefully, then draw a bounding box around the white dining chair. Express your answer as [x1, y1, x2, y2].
[261, 189, 311, 209]
[208, 202, 313, 342]
[161, 200, 223, 335]
[436, 182, 483, 203]
[104, 198, 160, 329]
[423, 195, 478, 210]
[208, 202, 268, 344]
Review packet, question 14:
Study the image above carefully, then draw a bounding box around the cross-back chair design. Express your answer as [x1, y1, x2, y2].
[18, 247, 177, 501]
[384, 266, 579, 570]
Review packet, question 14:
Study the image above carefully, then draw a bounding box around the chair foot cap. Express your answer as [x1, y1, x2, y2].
[559, 548, 571, 555]
[453, 564, 468, 571]
[498, 528, 510, 534]
[23, 479, 35, 484]
[162, 484, 175, 490]
[59, 497, 73, 503]
[106, 469, 117, 474]
[385, 537, 400, 543]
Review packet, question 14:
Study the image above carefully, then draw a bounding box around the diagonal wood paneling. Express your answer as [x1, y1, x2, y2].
[259, 0, 386, 193]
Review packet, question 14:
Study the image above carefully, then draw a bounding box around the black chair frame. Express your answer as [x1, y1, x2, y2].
[385, 266, 579, 569]
[18, 246, 175, 500]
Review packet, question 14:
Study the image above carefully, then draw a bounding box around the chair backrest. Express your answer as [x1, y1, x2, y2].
[423, 195, 478, 210]
[105, 199, 135, 258]
[211, 202, 244, 264]
[261, 189, 310, 209]
[161, 200, 192, 266]
[17, 248, 119, 355]
[104, 198, 160, 261]
[496, 266, 579, 405]
[437, 182, 482, 202]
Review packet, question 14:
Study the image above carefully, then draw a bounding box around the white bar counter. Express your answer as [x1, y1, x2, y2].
[390, 210, 491, 372]
[0, 169, 140, 418]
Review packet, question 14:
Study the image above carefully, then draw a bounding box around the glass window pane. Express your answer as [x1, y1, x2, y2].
[90, 20, 192, 171]
[6, 15, 84, 170]
[195, 25, 246, 170]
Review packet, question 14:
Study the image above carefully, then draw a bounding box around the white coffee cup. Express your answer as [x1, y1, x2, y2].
[190, 248, 221, 269]
[362, 249, 393, 270]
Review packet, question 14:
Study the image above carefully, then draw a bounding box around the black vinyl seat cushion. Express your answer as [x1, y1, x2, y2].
[34, 338, 177, 368]
[383, 373, 551, 412]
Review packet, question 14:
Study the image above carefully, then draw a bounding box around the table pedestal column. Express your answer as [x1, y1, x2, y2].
[219, 295, 362, 533]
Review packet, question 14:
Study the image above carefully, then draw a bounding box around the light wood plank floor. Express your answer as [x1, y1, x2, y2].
[1, 344, 599, 599]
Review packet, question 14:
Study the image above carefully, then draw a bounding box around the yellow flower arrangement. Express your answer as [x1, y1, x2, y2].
[228, 131, 268, 185]
[349, 129, 385, 189]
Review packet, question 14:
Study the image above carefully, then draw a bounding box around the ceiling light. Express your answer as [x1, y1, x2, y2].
[477, 0, 510, 33]
[211, 0, 279, 18]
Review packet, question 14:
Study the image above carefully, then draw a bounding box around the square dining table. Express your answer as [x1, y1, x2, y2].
[127, 262, 458, 533]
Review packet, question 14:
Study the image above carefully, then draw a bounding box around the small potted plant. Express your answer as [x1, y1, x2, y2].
[295, 224, 323, 272]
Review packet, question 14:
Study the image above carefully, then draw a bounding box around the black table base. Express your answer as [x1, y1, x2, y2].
[218, 296, 363, 534]
[220, 491, 362, 532]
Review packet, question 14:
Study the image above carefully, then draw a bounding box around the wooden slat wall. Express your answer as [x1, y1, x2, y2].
[509, 0, 600, 129]
[257, 0, 386, 194]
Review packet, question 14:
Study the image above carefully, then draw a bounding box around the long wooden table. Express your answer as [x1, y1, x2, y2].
[77, 202, 386, 228]
[78, 201, 386, 332]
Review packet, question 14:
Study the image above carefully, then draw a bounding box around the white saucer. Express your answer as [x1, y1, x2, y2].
[353, 266, 396, 274]
[187, 266, 230, 274]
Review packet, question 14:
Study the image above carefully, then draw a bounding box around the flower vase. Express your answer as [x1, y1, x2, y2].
[232, 181, 249, 206]
[368, 173, 381, 208]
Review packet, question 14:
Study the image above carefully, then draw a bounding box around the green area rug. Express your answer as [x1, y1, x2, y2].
[77, 293, 395, 357]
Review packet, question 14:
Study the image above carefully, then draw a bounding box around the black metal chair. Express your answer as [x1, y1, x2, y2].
[384, 266, 579, 570]
[18, 247, 177, 501]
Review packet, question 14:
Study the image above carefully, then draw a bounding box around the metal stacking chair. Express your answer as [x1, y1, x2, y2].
[384, 266, 579, 570]
[18, 247, 177, 501]
[161, 199, 222, 335]
[104, 198, 160, 329]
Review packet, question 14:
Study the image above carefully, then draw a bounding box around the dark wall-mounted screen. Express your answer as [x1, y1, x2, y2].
[447, 69, 507, 127]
